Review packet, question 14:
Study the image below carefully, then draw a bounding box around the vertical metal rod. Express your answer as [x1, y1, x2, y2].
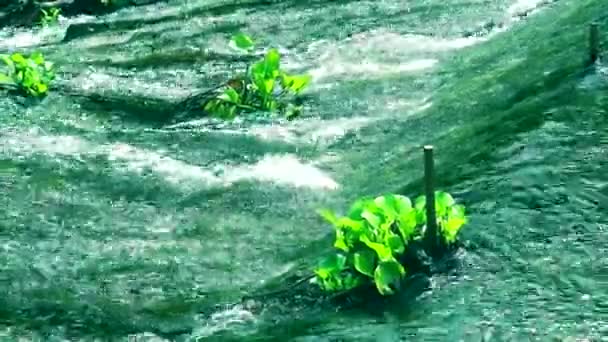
[590, 22, 600, 64]
[423, 145, 438, 253]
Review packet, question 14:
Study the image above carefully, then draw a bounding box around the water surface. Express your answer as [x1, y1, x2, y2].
[1, 0, 607, 340]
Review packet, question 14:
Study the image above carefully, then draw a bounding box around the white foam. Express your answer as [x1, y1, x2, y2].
[0, 131, 338, 190]
[0, 28, 59, 49]
[69, 32, 133, 49]
[192, 305, 256, 339]
[507, 0, 549, 17]
[0, 14, 96, 50]
[344, 30, 483, 53]
[68, 71, 192, 99]
[0, 131, 92, 156]
[303, 29, 486, 82]
[106, 142, 219, 186]
[165, 98, 430, 146]
[309, 58, 437, 82]
[248, 116, 374, 145]
[226, 154, 338, 190]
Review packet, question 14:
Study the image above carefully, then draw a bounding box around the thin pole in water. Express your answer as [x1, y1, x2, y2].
[589, 22, 600, 64]
[423, 145, 438, 255]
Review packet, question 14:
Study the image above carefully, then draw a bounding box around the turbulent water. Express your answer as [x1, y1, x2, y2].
[1, 0, 607, 340]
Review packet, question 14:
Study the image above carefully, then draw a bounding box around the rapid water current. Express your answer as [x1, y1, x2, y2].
[1, 0, 607, 340]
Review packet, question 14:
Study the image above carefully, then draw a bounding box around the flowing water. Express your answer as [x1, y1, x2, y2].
[1, 0, 607, 340]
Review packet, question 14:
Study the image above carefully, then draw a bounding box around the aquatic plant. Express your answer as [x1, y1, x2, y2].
[39, 7, 61, 27]
[203, 33, 311, 119]
[314, 191, 466, 296]
[414, 191, 467, 244]
[0, 52, 55, 97]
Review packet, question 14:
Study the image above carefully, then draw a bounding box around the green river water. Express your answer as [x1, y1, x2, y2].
[1, 0, 607, 340]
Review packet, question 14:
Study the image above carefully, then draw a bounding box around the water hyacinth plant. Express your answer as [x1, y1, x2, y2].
[314, 191, 467, 296]
[203, 33, 311, 119]
[0, 52, 55, 97]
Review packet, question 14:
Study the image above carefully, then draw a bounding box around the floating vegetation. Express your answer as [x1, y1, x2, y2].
[38, 7, 61, 27]
[0, 52, 55, 97]
[203, 33, 311, 120]
[314, 192, 467, 295]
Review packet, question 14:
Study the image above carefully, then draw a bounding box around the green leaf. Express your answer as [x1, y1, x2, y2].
[360, 235, 392, 261]
[0, 73, 15, 85]
[353, 250, 376, 278]
[314, 254, 348, 292]
[451, 204, 466, 220]
[318, 208, 365, 231]
[373, 195, 395, 218]
[231, 33, 255, 51]
[334, 229, 349, 252]
[30, 52, 44, 65]
[414, 195, 427, 225]
[361, 209, 381, 229]
[0, 55, 13, 69]
[218, 87, 240, 103]
[35, 82, 48, 95]
[414, 195, 425, 211]
[374, 260, 405, 295]
[265, 48, 280, 75]
[342, 273, 364, 290]
[338, 217, 365, 231]
[375, 194, 411, 215]
[443, 218, 465, 243]
[318, 208, 340, 226]
[392, 195, 413, 213]
[442, 204, 466, 243]
[317, 254, 347, 274]
[263, 78, 275, 96]
[347, 198, 372, 220]
[386, 234, 405, 254]
[203, 99, 219, 112]
[11, 53, 25, 64]
[281, 73, 311, 94]
[435, 191, 455, 216]
[397, 209, 418, 241]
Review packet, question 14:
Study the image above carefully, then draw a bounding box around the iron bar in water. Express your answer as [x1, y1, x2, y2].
[589, 22, 600, 64]
[423, 145, 439, 255]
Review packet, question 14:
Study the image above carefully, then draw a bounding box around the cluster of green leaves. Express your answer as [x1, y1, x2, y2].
[314, 191, 467, 296]
[39, 8, 61, 27]
[414, 191, 467, 244]
[203, 33, 311, 120]
[0, 52, 55, 97]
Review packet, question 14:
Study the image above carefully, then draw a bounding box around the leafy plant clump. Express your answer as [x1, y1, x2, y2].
[0, 52, 55, 97]
[314, 191, 467, 296]
[39, 8, 61, 27]
[203, 33, 311, 120]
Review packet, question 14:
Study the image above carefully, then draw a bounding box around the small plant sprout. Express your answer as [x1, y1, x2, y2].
[203, 33, 311, 119]
[39, 7, 61, 27]
[0, 52, 55, 97]
[314, 191, 467, 296]
[230, 33, 255, 52]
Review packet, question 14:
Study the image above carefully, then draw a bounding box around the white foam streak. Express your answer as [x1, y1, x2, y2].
[0, 131, 338, 190]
